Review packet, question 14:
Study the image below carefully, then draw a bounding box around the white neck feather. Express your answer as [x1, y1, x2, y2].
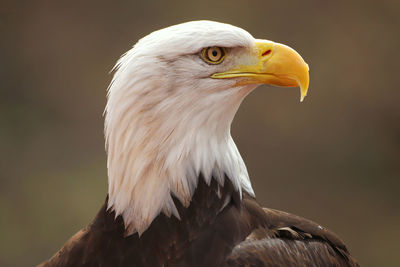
[104, 24, 256, 235]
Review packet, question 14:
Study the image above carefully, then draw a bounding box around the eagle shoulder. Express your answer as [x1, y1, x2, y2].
[224, 197, 360, 267]
[37, 228, 89, 267]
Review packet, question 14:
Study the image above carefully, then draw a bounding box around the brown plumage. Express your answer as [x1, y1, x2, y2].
[39, 176, 359, 267]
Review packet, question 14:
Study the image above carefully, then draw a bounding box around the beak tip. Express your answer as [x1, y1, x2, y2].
[299, 85, 308, 102]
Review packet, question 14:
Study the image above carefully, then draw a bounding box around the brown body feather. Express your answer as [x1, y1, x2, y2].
[39, 176, 359, 267]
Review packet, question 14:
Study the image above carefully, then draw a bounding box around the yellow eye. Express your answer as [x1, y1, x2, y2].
[202, 47, 226, 64]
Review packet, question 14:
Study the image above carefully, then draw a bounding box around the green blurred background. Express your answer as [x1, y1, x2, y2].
[1, 0, 399, 266]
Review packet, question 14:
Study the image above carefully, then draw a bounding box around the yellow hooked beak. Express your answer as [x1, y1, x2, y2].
[212, 40, 310, 102]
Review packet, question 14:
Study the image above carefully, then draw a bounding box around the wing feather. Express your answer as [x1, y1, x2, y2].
[224, 198, 359, 267]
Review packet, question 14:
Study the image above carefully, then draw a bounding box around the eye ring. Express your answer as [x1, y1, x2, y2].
[201, 47, 226, 64]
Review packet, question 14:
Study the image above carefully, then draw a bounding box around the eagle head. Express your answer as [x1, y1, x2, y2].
[104, 21, 309, 235]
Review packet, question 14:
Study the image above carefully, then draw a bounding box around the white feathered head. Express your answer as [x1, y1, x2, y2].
[104, 21, 309, 235]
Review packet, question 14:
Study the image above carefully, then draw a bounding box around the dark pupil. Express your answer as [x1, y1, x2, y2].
[212, 50, 218, 57]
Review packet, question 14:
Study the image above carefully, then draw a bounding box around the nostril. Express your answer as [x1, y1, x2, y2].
[262, 49, 271, 56]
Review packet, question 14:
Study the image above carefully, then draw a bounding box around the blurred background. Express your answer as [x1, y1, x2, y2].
[1, 0, 399, 266]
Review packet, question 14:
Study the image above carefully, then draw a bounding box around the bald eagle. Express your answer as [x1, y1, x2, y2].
[39, 21, 359, 267]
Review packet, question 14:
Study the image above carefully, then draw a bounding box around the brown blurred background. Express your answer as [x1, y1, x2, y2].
[1, 0, 399, 266]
